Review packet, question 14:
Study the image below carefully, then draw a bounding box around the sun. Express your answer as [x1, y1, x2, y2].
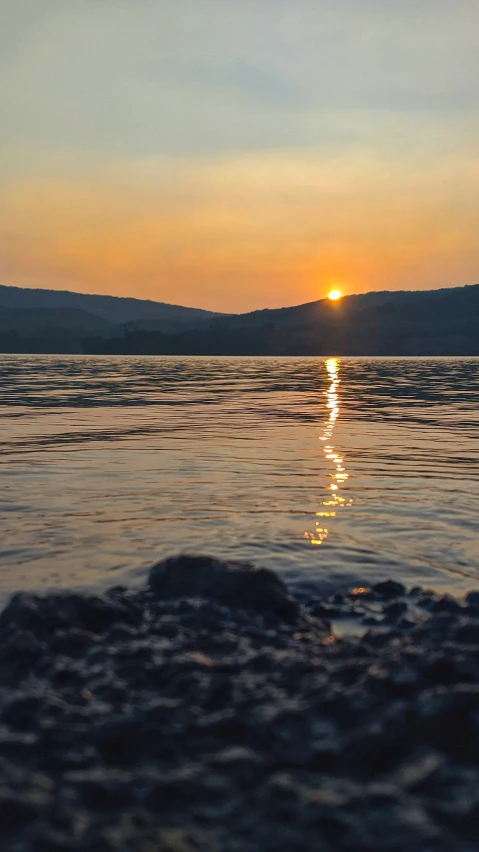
[328, 289, 342, 301]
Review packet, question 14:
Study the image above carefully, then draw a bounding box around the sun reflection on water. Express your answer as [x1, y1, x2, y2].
[305, 357, 352, 546]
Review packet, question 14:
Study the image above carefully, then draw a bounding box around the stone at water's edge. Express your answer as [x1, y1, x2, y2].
[1, 556, 479, 850]
[148, 554, 300, 623]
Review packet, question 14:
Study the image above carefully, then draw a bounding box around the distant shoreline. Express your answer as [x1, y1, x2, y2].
[1, 281, 478, 357]
[3, 350, 479, 357]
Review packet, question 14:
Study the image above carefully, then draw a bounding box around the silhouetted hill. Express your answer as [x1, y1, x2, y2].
[125, 317, 223, 335]
[0, 285, 223, 324]
[221, 283, 479, 330]
[83, 283, 479, 356]
[0, 282, 478, 355]
[0, 307, 113, 334]
[0, 306, 118, 354]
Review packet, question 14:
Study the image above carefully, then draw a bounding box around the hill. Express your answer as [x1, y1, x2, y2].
[0, 306, 118, 354]
[0, 285, 222, 324]
[0, 307, 113, 334]
[0, 282, 478, 355]
[84, 283, 479, 356]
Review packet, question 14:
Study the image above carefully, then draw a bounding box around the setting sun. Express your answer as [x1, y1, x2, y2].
[328, 290, 342, 301]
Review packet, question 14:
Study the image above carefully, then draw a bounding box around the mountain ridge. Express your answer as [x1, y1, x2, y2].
[0, 282, 478, 355]
[83, 282, 479, 357]
[0, 284, 224, 324]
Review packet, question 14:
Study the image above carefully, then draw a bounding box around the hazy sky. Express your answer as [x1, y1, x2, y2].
[2, 0, 479, 311]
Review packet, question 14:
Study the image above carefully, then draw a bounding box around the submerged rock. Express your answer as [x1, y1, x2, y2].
[0, 556, 478, 850]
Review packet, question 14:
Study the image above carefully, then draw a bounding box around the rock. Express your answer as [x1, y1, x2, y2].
[50, 628, 97, 654]
[453, 619, 479, 645]
[0, 563, 478, 849]
[0, 592, 141, 638]
[69, 768, 134, 809]
[373, 580, 406, 598]
[418, 685, 479, 758]
[431, 595, 462, 614]
[0, 790, 43, 826]
[363, 626, 397, 647]
[0, 629, 43, 672]
[465, 591, 479, 610]
[210, 746, 264, 785]
[383, 601, 408, 621]
[148, 555, 300, 622]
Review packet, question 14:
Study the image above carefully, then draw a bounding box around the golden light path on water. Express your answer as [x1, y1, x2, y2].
[305, 357, 352, 546]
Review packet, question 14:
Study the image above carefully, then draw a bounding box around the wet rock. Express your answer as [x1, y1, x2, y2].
[50, 628, 97, 654]
[453, 619, 479, 645]
[67, 768, 135, 809]
[431, 595, 463, 614]
[0, 558, 478, 850]
[209, 745, 264, 786]
[148, 555, 300, 622]
[383, 600, 408, 621]
[373, 580, 406, 598]
[0, 629, 43, 673]
[308, 600, 338, 618]
[465, 591, 479, 610]
[416, 592, 438, 611]
[421, 651, 462, 685]
[418, 685, 479, 758]
[0, 789, 44, 826]
[363, 626, 397, 647]
[0, 591, 141, 638]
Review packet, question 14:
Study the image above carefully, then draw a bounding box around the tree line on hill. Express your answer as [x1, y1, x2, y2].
[0, 283, 478, 356]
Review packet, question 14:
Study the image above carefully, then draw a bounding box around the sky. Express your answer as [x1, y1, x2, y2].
[1, 0, 479, 312]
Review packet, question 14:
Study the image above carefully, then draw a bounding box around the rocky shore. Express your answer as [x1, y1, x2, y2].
[1, 555, 479, 851]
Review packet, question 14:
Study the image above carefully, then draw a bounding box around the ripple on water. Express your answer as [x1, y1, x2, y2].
[0, 354, 478, 601]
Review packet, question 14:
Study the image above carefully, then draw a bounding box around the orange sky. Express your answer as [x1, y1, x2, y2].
[2, 1, 479, 312]
[3, 149, 478, 312]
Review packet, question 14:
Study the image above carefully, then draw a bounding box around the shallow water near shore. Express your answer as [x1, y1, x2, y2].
[1, 355, 478, 600]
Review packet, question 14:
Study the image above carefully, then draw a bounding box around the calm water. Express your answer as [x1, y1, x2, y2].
[1, 355, 478, 600]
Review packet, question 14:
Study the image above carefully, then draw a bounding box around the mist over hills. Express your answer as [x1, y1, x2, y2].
[0, 282, 478, 356]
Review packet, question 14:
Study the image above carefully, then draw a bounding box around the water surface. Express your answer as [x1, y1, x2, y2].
[1, 355, 478, 599]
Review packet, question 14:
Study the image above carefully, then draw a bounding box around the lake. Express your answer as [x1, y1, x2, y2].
[1, 355, 478, 601]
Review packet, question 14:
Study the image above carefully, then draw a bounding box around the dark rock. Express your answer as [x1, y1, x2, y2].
[383, 600, 408, 621]
[148, 555, 300, 622]
[363, 626, 397, 647]
[0, 629, 43, 674]
[416, 593, 438, 611]
[465, 591, 479, 610]
[0, 591, 141, 638]
[210, 746, 264, 785]
[421, 651, 462, 685]
[0, 790, 43, 826]
[0, 562, 478, 850]
[50, 628, 97, 654]
[431, 595, 462, 614]
[453, 619, 479, 645]
[373, 580, 406, 598]
[69, 768, 134, 809]
[309, 601, 338, 618]
[418, 685, 479, 758]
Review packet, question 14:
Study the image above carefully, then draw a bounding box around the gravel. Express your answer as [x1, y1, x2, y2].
[1, 555, 479, 851]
